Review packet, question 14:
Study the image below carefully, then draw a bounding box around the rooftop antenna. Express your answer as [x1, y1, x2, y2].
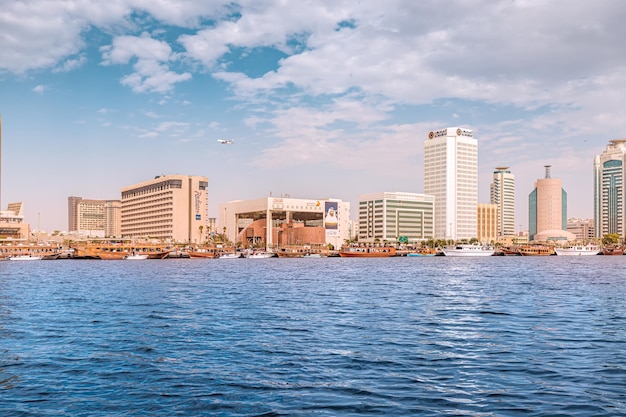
[544, 165, 551, 179]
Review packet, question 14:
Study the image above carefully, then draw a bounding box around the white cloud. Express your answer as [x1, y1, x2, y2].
[32, 85, 46, 94]
[137, 120, 191, 138]
[101, 33, 192, 93]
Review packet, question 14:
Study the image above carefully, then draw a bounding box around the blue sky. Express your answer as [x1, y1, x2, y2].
[0, 0, 622, 233]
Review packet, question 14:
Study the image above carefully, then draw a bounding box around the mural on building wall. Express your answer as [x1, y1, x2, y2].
[324, 201, 338, 237]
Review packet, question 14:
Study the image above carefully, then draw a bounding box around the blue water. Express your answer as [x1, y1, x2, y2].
[1, 257, 625, 416]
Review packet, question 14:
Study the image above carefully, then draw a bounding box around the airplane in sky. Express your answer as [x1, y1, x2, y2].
[217, 139, 234, 144]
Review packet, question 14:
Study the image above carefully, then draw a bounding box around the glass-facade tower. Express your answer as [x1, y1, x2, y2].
[594, 140, 626, 238]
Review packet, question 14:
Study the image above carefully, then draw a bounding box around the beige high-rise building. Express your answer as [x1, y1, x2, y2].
[529, 166, 567, 241]
[121, 175, 208, 242]
[477, 203, 498, 243]
[424, 127, 478, 240]
[68, 197, 121, 237]
[490, 166, 515, 238]
[104, 200, 121, 237]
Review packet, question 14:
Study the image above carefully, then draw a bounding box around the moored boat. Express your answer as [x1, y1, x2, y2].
[602, 245, 624, 255]
[247, 251, 276, 259]
[0, 243, 62, 259]
[187, 246, 224, 259]
[9, 255, 43, 261]
[124, 253, 149, 260]
[517, 245, 554, 256]
[441, 244, 494, 257]
[338, 245, 396, 258]
[407, 247, 438, 257]
[555, 244, 601, 256]
[218, 252, 242, 259]
[72, 242, 171, 259]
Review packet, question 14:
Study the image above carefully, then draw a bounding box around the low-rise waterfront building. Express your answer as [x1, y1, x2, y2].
[121, 174, 208, 242]
[357, 192, 434, 244]
[0, 202, 29, 240]
[218, 196, 350, 249]
[567, 218, 595, 241]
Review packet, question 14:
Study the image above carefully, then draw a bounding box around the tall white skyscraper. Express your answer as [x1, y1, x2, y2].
[594, 139, 626, 238]
[490, 166, 515, 237]
[424, 127, 478, 240]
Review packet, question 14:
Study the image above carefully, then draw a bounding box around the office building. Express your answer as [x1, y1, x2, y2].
[357, 192, 434, 243]
[529, 166, 570, 241]
[424, 127, 478, 240]
[567, 218, 595, 241]
[68, 197, 121, 237]
[218, 196, 350, 249]
[121, 174, 208, 242]
[594, 139, 626, 238]
[477, 203, 498, 243]
[0, 202, 29, 239]
[490, 166, 515, 237]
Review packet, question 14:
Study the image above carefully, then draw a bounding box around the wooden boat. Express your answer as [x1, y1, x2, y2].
[72, 242, 171, 260]
[500, 246, 522, 256]
[276, 247, 305, 258]
[339, 245, 396, 258]
[407, 247, 437, 257]
[0, 243, 62, 260]
[187, 247, 220, 259]
[602, 245, 624, 255]
[517, 245, 554, 256]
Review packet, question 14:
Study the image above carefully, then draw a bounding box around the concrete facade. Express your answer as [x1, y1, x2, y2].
[0, 202, 29, 240]
[357, 192, 434, 243]
[490, 166, 515, 238]
[594, 139, 626, 238]
[218, 197, 350, 249]
[424, 127, 478, 240]
[477, 203, 498, 243]
[121, 175, 209, 242]
[68, 197, 121, 237]
[529, 166, 567, 241]
[567, 218, 595, 241]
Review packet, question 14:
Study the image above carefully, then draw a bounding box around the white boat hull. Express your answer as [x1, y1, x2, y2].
[442, 244, 495, 257]
[555, 247, 600, 256]
[218, 254, 241, 259]
[247, 253, 274, 259]
[9, 255, 43, 261]
[124, 254, 149, 260]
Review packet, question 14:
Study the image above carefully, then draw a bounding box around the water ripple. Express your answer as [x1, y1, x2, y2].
[1, 257, 625, 415]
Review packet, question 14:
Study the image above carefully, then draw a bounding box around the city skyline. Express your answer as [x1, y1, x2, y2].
[1, 1, 622, 232]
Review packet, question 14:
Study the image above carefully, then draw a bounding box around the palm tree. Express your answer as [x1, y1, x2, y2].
[199, 225, 204, 243]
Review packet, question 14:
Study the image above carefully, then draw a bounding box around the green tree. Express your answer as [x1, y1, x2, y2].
[602, 233, 620, 245]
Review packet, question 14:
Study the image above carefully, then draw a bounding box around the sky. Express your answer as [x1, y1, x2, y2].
[0, 0, 624, 233]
